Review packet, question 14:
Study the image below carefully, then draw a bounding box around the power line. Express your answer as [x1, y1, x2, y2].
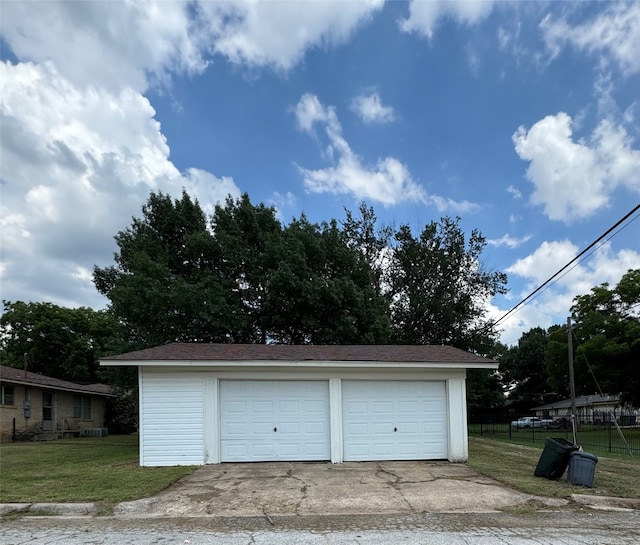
[494, 203, 640, 329]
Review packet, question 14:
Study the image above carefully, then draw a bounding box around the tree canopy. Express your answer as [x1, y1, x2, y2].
[547, 269, 640, 407]
[7, 189, 636, 413]
[0, 301, 126, 383]
[497, 269, 640, 409]
[93, 191, 506, 353]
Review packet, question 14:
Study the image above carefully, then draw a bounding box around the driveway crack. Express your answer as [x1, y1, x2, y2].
[376, 463, 415, 513]
[287, 465, 308, 515]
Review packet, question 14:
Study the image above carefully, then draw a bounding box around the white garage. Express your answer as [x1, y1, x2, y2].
[101, 344, 497, 467]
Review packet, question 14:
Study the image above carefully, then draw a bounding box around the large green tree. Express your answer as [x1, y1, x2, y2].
[94, 190, 230, 346]
[262, 216, 390, 344]
[387, 217, 507, 351]
[94, 192, 391, 347]
[498, 327, 553, 406]
[0, 301, 126, 383]
[546, 269, 640, 407]
[94, 191, 507, 365]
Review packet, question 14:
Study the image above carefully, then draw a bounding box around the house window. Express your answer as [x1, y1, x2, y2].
[73, 395, 92, 419]
[1, 385, 15, 405]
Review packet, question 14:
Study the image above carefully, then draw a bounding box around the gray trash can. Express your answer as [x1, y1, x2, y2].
[568, 451, 598, 487]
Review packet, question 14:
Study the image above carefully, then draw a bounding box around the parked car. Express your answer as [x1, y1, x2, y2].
[511, 416, 553, 429]
[548, 416, 570, 430]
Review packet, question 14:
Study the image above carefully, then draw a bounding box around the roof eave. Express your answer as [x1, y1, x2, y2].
[100, 359, 498, 370]
[0, 377, 115, 397]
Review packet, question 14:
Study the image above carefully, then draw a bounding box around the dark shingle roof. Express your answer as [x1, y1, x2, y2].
[101, 343, 496, 365]
[0, 365, 113, 396]
[532, 394, 621, 411]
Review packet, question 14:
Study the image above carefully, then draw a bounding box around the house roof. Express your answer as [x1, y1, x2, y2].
[0, 365, 114, 397]
[532, 394, 621, 411]
[100, 343, 498, 369]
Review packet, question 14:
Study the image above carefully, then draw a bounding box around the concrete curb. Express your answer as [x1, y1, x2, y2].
[571, 494, 640, 512]
[0, 503, 97, 516]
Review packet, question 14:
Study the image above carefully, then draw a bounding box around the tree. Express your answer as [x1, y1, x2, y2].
[94, 192, 391, 346]
[0, 301, 126, 382]
[544, 269, 640, 407]
[94, 190, 233, 346]
[341, 203, 394, 298]
[262, 216, 390, 344]
[387, 217, 508, 352]
[498, 327, 553, 406]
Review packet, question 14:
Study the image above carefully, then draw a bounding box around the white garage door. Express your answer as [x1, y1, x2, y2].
[220, 380, 330, 462]
[342, 381, 448, 461]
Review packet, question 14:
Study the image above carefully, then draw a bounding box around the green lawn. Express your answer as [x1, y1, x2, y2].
[0, 434, 195, 512]
[468, 424, 640, 456]
[1, 434, 638, 516]
[468, 436, 640, 501]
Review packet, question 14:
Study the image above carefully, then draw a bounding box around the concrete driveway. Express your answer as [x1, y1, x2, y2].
[115, 461, 560, 518]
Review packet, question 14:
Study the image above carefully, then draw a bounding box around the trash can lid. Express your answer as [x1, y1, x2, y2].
[570, 451, 598, 462]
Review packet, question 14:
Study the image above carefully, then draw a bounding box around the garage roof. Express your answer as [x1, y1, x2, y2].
[101, 343, 497, 369]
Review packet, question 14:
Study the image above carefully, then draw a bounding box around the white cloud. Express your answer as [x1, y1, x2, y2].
[400, 0, 495, 39]
[507, 239, 640, 303]
[295, 94, 475, 211]
[0, 60, 240, 308]
[513, 112, 640, 222]
[492, 240, 640, 343]
[0, 0, 385, 92]
[0, 1, 207, 92]
[200, 0, 383, 71]
[487, 234, 532, 249]
[507, 240, 580, 286]
[425, 194, 480, 214]
[540, 2, 640, 76]
[350, 93, 395, 124]
[294, 93, 335, 134]
[506, 185, 522, 199]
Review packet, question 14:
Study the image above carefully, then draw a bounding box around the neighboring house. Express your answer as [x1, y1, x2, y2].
[100, 343, 498, 467]
[532, 394, 638, 424]
[0, 365, 113, 441]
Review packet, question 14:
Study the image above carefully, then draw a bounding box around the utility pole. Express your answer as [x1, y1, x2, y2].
[567, 317, 578, 445]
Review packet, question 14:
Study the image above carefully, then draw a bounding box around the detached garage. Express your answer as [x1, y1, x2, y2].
[100, 344, 497, 467]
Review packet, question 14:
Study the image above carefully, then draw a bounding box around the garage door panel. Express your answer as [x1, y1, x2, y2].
[342, 381, 448, 461]
[345, 401, 367, 414]
[279, 400, 299, 413]
[254, 400, 274, 413]
[220, 380, 330, 462]
[374, 443, 394, 456]
[346, 422, 368, 435]
[398, 443, 419, 456]
[373, 401, 393, 414]
[373, 421, 393, 434]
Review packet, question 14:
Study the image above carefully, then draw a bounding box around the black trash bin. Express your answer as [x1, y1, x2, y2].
[534, 437, 578, 479]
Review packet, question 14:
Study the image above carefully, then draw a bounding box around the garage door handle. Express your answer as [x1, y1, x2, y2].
[273, 427, 277, 432]
[394, 427, 397, 432]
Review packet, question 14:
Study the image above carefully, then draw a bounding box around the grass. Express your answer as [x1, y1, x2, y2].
[0, 434, 195, 513]
[1, 434, 638, 515]
[468, 436, 640, 502]
[468, 424, 640, 455]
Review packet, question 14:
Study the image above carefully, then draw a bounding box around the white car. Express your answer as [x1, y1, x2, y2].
[511, 416, 552, 429]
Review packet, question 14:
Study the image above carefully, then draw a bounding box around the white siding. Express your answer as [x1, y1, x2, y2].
[140, 370, 204, 466]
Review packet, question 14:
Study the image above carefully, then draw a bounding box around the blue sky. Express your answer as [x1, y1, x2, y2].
[1, 1, 639, 345]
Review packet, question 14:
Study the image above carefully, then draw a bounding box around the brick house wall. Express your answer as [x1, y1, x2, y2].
[0, 384, 108, 441]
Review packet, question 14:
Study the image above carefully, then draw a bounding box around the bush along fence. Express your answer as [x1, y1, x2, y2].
[468, 410, 639, 455]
